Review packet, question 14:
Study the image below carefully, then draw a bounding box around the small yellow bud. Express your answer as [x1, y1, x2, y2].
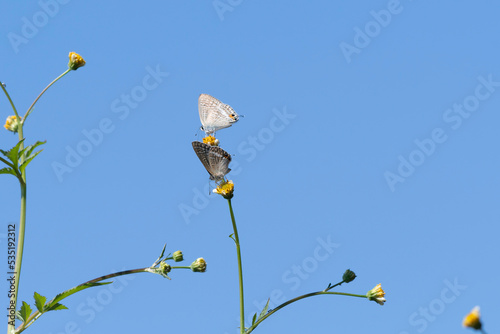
[190, 258, 207, 273]
[172, 250, 183, 262]
[463, 306, 482, 330]
[366, 283, 386, 305]
[213, 180, 234, 199]
[4, 115, 21, 133]
[159, 261, 172, 275]
[68, 52, 86, 70]
[203, 135, 219, 146]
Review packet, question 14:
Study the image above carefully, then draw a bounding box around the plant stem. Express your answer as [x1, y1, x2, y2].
[245, 291, 367, 333]
[0, 83, 20, 120]
[6, 68, 70, 334]
[228, 199, 245, 334]
[7, 185, 26, 334]
[23, 69, 70, 123]
[15, 268, 149, 334]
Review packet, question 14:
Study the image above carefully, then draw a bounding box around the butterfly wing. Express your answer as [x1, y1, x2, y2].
[198, 94, 239, 135]
[207, 146, 232, 181]
[192, 141, 215, 179]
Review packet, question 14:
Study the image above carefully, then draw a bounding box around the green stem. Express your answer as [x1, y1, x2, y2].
[245, 291, 367, 333]
[8, 185, 26, 334]
[228, 199, 245, 334]
[15, 268, 149, 334]
[5, 68, 71, 334]
[23, 69, 70, 123]
[1, 82, 20, 119]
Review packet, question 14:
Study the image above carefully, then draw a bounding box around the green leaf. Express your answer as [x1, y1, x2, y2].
[34, 292, 47, 313]
[45, 282, 112, 312]
[0, 167, 17, 176]
[251, 312, 257, 325]
[1, 139, 25, 166]
[158, 243, 167, 260]
[19, 149, 44, 174]
[45, 303, 68, 312]
[24, 140, 46, 158]
[17, 301, 32, 322]
[257, 299, 270, 320]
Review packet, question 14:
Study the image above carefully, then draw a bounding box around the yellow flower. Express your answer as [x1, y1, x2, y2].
[68, 52, 86, 70]
[213, 180, 234, 199]
[203, 135, 219, 146]
[463, 306, 482, 330]
[190, 258, 207, 272]
[4, 115, 21, 133]
[366, 283, 386, 305]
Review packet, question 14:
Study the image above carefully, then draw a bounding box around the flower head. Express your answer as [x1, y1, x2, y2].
[367, 283, 386, 305]
[213, 180, 234, 199]
[172, 250, 183, 262]
[68, 52, 86, 70]
[4, 115, 21, 133]
[190, 258, 207, 273]
[203, 135, 219, 146]
[463, 306, 482, 330]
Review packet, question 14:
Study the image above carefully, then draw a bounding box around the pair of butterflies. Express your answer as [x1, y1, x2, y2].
[192, 94, 240, 182]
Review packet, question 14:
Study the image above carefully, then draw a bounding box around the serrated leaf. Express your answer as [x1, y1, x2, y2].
[45, 303, 68, 311]
[45, 282, 112, 312]
[0, 167, 16, 176]
[18, 301, 32, 322]
[34, 292, 47, 313]
[24, 140, 46, 158]
[251, 312, 257, 325]
[257, 299, 270, 320]
[2, 139, 25, 166]
[19, 149, 44, 174]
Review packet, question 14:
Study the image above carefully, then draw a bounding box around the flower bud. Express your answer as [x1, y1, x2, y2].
[342, 269, 356, 283]
[159, 261, 172, 276]
[190, 258, 207, 273]
[4, 115, 21, 133]
[68, 52, 86, 70]
[172, 250, 183, 262]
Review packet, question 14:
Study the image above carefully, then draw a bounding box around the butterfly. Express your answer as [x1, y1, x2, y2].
[192, 141, 232, 182]
[198, 94, 239, 135]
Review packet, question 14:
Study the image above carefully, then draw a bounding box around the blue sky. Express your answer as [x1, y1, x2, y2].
[1, 1, 499, 333]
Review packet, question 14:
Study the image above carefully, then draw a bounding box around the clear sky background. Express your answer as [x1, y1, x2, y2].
[1, 1, 499, 333]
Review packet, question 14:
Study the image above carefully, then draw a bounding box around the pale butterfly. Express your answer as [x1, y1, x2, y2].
[198, 94, 239, 135]
[192, 141, 232, 182]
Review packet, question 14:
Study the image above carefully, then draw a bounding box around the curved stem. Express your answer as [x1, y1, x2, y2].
[245, 291, 367, 333]
[228, 199, 245, 334]
[1, 82, 20, 119]
[15, 268, 149, 334]
[23, 69, 70, 123]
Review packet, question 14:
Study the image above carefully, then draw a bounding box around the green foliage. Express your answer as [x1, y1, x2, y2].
[0, 139, 45, 182]
[17, 283, 111, 327]
[33, 292, 46, 313]
[250, 299, 270, 327]
[45, 282, 111, 311]
[16, 302, 32, 322]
